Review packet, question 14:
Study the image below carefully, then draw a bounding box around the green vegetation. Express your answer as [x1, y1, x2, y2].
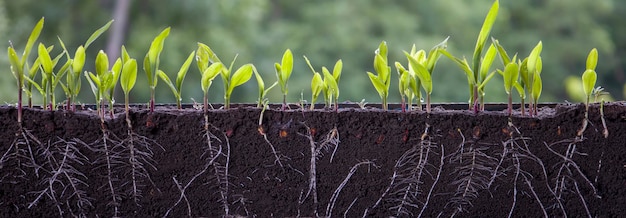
[5, 0, 617, 116]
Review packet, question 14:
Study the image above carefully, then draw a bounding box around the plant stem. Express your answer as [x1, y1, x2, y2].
[334, 96, 339, 112]
[225, 95, 230, 109]
[508, 94, 512, 116]
[17, 83, 23, 124]
[401, 97, 406, 113]
[150, 88, 155, 113]
[520, 98, 525, 116]
[382, 95, 388, 110]
[282, 94, 287, 111]
[426, 94, 431, 113]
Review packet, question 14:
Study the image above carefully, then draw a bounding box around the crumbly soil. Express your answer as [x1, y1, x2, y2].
[0, 103, 624, 217]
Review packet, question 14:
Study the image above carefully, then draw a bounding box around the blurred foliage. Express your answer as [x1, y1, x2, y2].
[1, 0, 624, 105]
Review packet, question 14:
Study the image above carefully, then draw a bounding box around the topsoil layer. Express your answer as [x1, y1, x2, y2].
[0, 103, 624, 217]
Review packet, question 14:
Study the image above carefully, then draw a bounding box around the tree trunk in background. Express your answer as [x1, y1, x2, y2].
[106, 0, 130, 63]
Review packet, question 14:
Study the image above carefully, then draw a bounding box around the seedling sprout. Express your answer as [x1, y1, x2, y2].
[276, 49, 294, 110]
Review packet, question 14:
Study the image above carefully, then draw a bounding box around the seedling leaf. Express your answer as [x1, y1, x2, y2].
[121, 59, 137, 95]
[85, 20, 114, 49]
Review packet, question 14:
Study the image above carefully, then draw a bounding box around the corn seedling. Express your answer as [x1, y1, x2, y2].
[577, 48, 598, 136]
[394, 62, 415, 112]
[403, 37, 448, 113]
[36, 43, 64, 110]
[85, 50, 121, 119]
[58, 20, 113, 111]
[221, 61, 254, 109]
[197, 43, 223, 112]
[499, 55, 519, 116]
[322, 59, 342, 111]
[304, 55, 325, 110]
[492, 38, 528, 116]
[158, 50, 195, 109]
[276, 49, 294, 110]
[253, 65, 278, 108]
[8, 17, 43, 123]
[144, 27, 170, 112]
[526, 41, 543, 116]
[440, 0, 498, 113]
[367, 41, 391, 110]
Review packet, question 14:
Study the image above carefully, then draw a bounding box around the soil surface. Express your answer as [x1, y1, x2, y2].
[0, 103, 624, 217]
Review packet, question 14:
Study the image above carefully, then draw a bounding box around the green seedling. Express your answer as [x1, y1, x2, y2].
[304, 55, 325, 110]
[367, 41, 391, 110]
[403, 37, 448, 113]
[144, 27, 170, 113]
[525, 41, 543, 116]
[220, 58, 254, 109]
[253, 65, 278, 108]
[394, 62, 414, 112]
[121, 58, 138, 114]
[58, 20, 113, 111]
[322, 59, 342, 111]
[275, 49, 294, 110]
[578, 48, 598, 136]
[499, 56, 519, 116]
[36, 43, 68, 110]
[441, 0, 499, 113]
[85, 50, 121, 119]
[158, 51, 195, 109]
[8, 17, 43, 123]
[200, 62, 224, 113]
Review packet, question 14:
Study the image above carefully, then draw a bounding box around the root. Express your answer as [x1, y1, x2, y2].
[202, 116, 232, 216]
[28, 138, 92, 217]
[325, 160, 378, 217]
[123, 129, 164, 206]
[258, 127, 284, 168]
[298, 124, 341, 215]
[1, 127, 43, 182]
[367, 125, 444, 218]
[90, 129, 124, 217]
[545, 138, 600, 217]
[447, 130, 497, 217]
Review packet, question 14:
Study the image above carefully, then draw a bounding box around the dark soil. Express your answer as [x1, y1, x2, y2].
[0, 103, 624, 217]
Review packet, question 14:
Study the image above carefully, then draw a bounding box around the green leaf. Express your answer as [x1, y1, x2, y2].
[143, 54, 152, 85]
[311, 72, 324, 98]
[513, 82, 525, 98]
[492, 38, 511, 66]
[426, 36, 449, 72]
[405, 51, 432, 94]
[176, 51, 195, 92]
[22, 17, 44, 67]
[202, 62, 223, 93]
[252, 65, 265, 97]
[281, 49, 293, 82]
[374, 54, 388, 80]
[367, 71, 386, 97]
[95, 50, 109, 76]
[503, 61, 519, 94]
[376, 41, 388, 61]
[472, 0, 499, 74]
[582, 69, 597, 97]
[532, 71, 542, 102]
[333, 59, 343, 83]
[85, 20, 113, 49]
[480, 43, 497, 81]
[196, 43, 211, 72]
[440, 50, 475, 84]
[121, 59, 137, 94]
[8, 47, 21, 79]
[158, 70, 177, 98]
[73, 46, 86, 74]
[586, 48, 598, 70]
[323, 67, 338, 97]
[228, 64, 253, 94]
[37, 43, 53, 74]
[479, 71, 497, 91]
[527, 41, 543, 74]
[121, 45, 130, 64]
[148, 27, 171, 67]
[110, 58, 122, 87]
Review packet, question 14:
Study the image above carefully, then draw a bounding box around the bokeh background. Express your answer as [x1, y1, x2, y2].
[1, 0, 624, 106]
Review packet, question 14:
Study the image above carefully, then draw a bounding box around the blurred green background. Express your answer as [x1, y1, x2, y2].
[1, 0, 624, 106]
